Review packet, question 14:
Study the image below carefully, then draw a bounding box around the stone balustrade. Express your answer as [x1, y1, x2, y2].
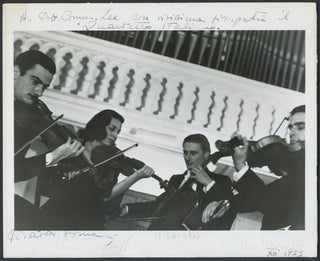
[14, 31, 304, 195]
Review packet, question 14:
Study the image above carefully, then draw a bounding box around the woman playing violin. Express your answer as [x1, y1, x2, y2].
[40, 109, 154, 230]
[202, 105, 306, 230]
[78, 110, 155, 214]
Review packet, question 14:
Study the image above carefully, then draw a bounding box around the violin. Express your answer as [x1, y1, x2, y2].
[215, 135, 305, 176]
[90, 145, 172, 192]
[15, 99, 108, 199]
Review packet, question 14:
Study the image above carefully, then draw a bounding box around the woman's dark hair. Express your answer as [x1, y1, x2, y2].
[290, 105, 305, 116]
[183, 134, 211, 153]
[14, 50, 56, 75]
[78, 110, 124, 142]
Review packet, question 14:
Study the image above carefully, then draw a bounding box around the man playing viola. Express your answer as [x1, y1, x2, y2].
[120, 134, 232, 230]
[202, 105, 305, 230]
[14, 50, 84, 229]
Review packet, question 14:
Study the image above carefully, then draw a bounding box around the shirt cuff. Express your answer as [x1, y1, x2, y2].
[45, 152, 53, 166]
[233, 165, 249, 182]
[203, 179, 216, 193]
[122, 205, 129, 216]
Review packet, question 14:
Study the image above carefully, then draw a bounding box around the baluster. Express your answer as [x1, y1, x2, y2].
[158, 77, 182, 119]
[197, 31, 210, 65]
[218, 94, 242, 137]
[173, 81, 197, 123]
[45, 48, 57, 62]
[14, 38, 24, 58]
[52, 48, 75, 92]
[191, 84, 215, 128]
[109, 64, 135, 106]
[120, 66, 147, 110]
[173, 31, 187, 59]
[119, 68, 136, 107]
[270, 105, 290, 138]
[103, 62, 120, 103]
[153, 75, 168, 116]
[236, 99, 259, 139]
[203, 90, 216, 129]
[254, 104, 277, 138]
[142, 71, 168, 114]
[88, 58, 107, 99]
[136, 73, 152, 111]
[169, 82, 184, 120]
[70, 53, 91, 96]
[91, 60, 115, 102]
[41, 43, 58, 87]
[187, 32, 199, 62]
[207, 91, 228, 133]
[24, 37, 42, 52]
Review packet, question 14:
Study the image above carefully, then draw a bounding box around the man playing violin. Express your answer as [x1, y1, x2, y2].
[202, 105, 305, 230]
[119, 134, 232, 230]
[14, 50, 85, 229]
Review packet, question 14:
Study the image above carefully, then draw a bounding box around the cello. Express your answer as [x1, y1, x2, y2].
[145, 134, 304, 230]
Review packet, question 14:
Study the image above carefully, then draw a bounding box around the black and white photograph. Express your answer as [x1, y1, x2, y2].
[3, 2, 317, 258]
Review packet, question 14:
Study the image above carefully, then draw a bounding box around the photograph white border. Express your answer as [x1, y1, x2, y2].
[3, 2, 318, 258]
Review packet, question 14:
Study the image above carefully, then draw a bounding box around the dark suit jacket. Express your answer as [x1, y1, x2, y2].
[14, 101, 47, 182]
[230, 150, 305, 230]
[125, 169, 232, 224]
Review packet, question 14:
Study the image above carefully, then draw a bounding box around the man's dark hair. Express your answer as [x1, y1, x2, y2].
[78, 110, 124, 142]
[14, 50, 56, 76]
[290, 105, 305, 116]
[183, 134, 211, 153]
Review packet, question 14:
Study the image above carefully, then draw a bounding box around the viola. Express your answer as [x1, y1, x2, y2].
[215, 135, 305, 176]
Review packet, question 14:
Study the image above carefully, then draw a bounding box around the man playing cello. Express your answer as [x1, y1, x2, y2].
[120, 134, 232, 230]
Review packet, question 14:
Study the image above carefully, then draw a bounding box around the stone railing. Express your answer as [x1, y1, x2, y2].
[14, 31, 304, 195]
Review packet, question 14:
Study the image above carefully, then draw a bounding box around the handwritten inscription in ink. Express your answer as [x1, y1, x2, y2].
[17, 8, 292, 30]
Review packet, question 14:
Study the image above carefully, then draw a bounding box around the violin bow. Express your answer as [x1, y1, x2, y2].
[14, 114, 64, 156]
[273, 117, 289, 135]
[80, 143, 139, 173]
